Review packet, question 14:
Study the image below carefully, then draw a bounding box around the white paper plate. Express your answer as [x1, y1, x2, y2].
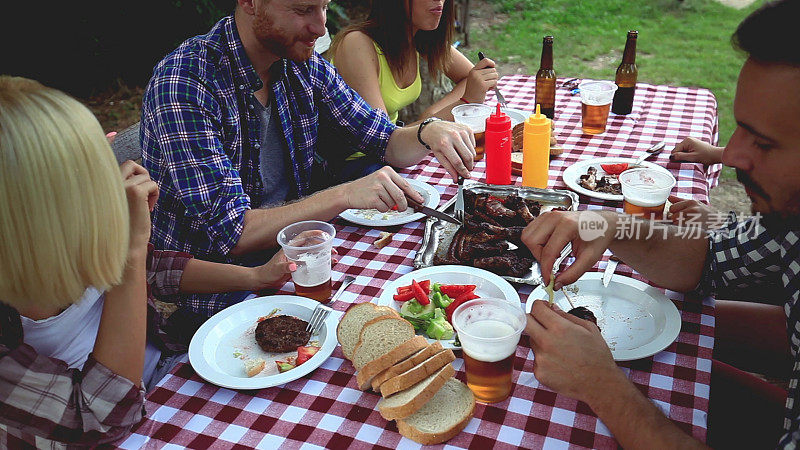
[376, 265, 521, 350]
[525, 272, 681, 361]
[562, 156, 671, 201]
[188, 295, 336, 390]
[339, 178, 441, 227]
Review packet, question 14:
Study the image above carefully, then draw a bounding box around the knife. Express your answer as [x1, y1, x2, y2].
[407, 195, 462, 225]
[602, 255, 620, 287]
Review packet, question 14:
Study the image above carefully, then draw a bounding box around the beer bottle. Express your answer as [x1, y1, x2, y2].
[535, 36, 556, 119]
[612, 30, 638, 115]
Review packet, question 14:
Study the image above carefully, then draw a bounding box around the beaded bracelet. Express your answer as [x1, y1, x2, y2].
[417, 117, 442, 151]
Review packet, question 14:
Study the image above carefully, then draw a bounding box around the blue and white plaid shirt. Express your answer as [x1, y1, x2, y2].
[697, 214, 800, 448]
[141, 16, 396, 315]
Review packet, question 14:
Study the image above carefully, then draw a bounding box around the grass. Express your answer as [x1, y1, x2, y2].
[470, 0, 763, 181]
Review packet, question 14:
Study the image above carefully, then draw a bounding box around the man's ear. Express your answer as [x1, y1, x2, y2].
[237, 0, 257, 15]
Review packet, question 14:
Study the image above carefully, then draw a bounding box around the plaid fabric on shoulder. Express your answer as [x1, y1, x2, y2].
[697, 214, 800, 448]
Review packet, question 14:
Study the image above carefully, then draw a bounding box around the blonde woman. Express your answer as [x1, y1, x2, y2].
[0, 77, 299, 446]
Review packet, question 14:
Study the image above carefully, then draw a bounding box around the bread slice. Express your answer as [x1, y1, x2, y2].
[370, 342, 444, 391]
[378, 364, 454, 420]
[337, 302, 398, 361]
[352, 317, 419, 370]
[243, 358, 265, 377]
[380, 349, 456, 397]
[396, 378, 476, 445]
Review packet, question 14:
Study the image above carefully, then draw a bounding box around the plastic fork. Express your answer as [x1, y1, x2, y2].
[306, 275, 355, 334]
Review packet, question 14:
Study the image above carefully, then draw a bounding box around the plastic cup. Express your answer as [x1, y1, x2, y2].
[277, 221, 336, 303]
[578, 80, 618, 135]
[451, 298, 526, 403]
[452, 103, 493, 155]
[619, 168, 677, 220]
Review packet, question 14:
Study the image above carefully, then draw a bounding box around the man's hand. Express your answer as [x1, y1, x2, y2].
[120, 160, 158, 252]
[668, 195, 726, 230]
[420, 120, 476, 180]
[521, 210, 615, 289]
[669, 137, 724, 165]
[339, 166, 425, 212]
[462, 58, 499, 104]
[526, 300, 623, 403]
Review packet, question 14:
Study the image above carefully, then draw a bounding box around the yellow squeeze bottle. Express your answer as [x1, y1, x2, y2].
[522, 104, 552, 188]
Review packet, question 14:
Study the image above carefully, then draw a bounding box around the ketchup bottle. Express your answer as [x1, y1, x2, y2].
[484, 103, 512, 185]
[522, 104, 551, 189]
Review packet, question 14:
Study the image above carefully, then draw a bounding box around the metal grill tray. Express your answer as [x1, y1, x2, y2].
[414, 180, 579, 286]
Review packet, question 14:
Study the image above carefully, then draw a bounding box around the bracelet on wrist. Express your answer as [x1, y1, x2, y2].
[417, 117, 442, 151]
[459, 97, 470, 104]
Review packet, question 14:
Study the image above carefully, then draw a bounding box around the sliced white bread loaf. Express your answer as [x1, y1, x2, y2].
[377, 364, 454, 420]
[352, 317, 422, 370]
[370, 342, 444, 391]
[358, 344, 423, 391]
[396, 378, 476, 445]
[380, 349, 456, 397]
[337, 302, 398, 361]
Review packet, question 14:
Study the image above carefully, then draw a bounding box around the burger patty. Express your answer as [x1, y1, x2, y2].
[255, 315, 311, 353]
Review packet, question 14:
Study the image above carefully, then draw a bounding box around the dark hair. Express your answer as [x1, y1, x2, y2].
[732, 0, 800, 65]
[331, 0, 455, 79]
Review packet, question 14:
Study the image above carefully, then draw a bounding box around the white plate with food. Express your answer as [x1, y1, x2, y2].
[525, 272, 681, 361]
[339, 178, 441, 227]
[376, 265, 522, 350]
[188, 295, 336, 390]
[562, 157, 670, 201]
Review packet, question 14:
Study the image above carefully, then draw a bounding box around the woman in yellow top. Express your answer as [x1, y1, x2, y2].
[331, 0, 499, 125]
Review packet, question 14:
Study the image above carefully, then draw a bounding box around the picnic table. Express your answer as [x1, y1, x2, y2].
[121, 76, 720, 449]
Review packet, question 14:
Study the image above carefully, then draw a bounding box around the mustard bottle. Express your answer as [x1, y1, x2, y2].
[522, 104, 552, 188]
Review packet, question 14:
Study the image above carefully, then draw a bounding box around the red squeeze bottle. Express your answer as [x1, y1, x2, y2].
[484, 103, 512, 185]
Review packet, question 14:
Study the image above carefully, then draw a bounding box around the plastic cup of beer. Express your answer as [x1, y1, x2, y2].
[451, 298, 526, 403]
[277, 220, 336, 303]
[452, 103, 493, 157]
[619, 168, 676, 220]
[578, 80, 618, 135]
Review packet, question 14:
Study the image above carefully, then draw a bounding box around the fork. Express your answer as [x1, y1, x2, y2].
[306, 275, 355, 334]
[455, 176, 465, 223]
[478, 51, 507, 109]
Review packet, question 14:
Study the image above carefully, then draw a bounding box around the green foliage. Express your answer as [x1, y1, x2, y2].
[476, 0, 764, 147]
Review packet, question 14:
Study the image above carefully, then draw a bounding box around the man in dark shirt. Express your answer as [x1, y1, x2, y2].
[521, 0, 800, 447]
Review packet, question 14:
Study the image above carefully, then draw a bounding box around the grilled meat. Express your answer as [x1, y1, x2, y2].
[254, 315, 311, 353]
[568, 307, 599, 329]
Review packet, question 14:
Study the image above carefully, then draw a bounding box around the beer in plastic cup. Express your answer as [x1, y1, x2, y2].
[578, 80, 618, 135]
[451, 298, 526, 403]
[452, 103, 493, 156]
[277, 221, 336, 303]
[619, 168, 676, 220]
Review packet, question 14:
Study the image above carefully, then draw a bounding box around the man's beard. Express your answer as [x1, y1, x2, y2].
[253, 14, 314, 62]
[738, 169, 800, 230]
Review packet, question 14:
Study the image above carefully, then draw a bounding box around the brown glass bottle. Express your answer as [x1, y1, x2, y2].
[535, 36, 556, 119]
[612, 30, 638, 115]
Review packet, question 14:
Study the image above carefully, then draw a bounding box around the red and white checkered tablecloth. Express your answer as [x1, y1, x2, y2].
[121, 77, 719, 449]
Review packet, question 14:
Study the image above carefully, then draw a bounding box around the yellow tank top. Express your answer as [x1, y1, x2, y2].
[374, 41, 422, 124]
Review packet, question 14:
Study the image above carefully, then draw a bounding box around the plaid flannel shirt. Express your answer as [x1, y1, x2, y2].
[141, 16, 395, 316]
[696, 214, 800, 448]
[0, 247, 191, 448]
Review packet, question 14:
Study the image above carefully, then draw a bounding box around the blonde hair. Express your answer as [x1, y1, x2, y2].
[0, 76, 129, 310]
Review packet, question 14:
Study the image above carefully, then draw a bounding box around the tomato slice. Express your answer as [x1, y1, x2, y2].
[411, 279, 430, 305]
[393, 291, 415, 302]
[296, 345, 321, 366]
[600, 163, 629, 175]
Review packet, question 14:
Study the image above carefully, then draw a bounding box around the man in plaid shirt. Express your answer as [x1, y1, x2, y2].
[521, 1, 800, 448]
[141, 0, 476, 317]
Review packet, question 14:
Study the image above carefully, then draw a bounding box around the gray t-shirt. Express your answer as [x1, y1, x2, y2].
[252, 95, 289, 207]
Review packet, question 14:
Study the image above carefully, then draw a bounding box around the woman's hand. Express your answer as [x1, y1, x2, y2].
[669, 137, 724, 165]
[120, 161, 158, 254]
[252, 248, 339, 291]
[462, 58, 499, 104]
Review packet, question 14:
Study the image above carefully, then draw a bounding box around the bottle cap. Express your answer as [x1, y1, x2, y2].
[486, 103, 511, 132]
[525, 104, 551, 132]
